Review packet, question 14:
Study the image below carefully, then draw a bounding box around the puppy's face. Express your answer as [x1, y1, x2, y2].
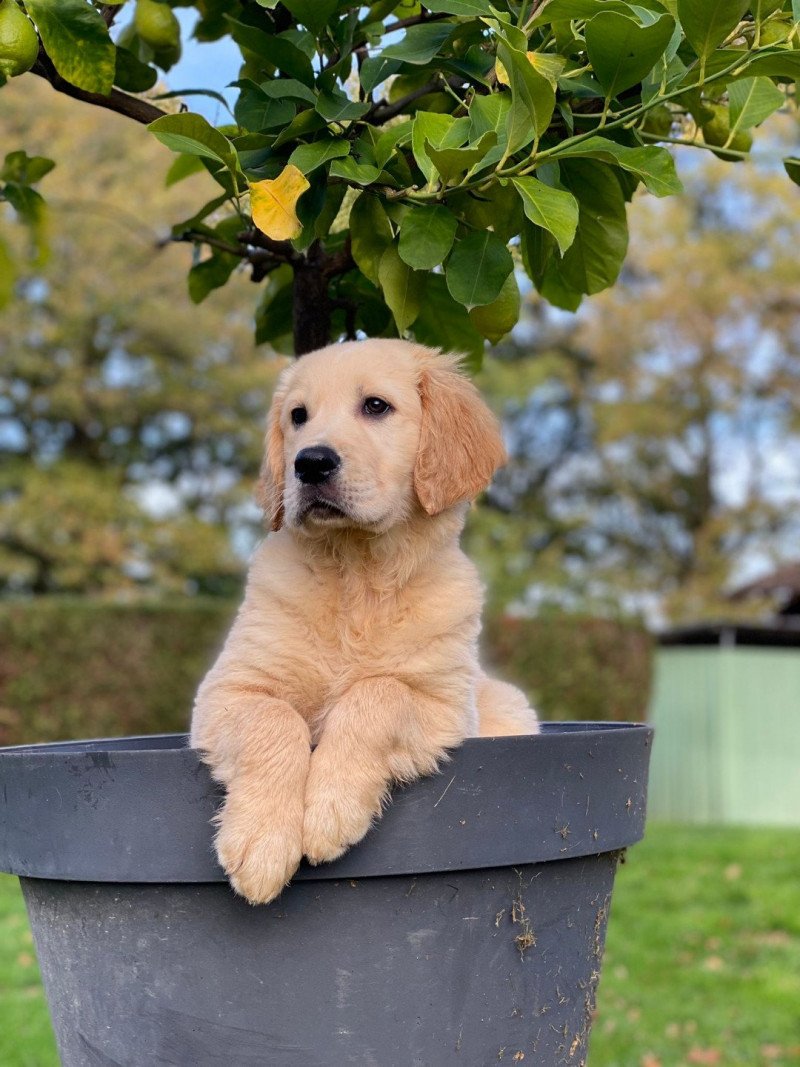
[260, 340, 506, 534]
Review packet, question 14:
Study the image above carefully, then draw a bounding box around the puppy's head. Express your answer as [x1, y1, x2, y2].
[259, 340, 506, 533]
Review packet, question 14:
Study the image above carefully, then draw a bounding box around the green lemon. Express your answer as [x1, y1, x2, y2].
[701, 104, 753, 162]
[153, 37, 181, 71]
[134, 0, 180, 52]
[642, 104, 673, 139]
[0, 0, 39, 79]
[760, 19, 793, 46]
[468, 272, 521, 343]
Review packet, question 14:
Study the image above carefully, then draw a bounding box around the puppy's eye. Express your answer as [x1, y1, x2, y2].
[363, 397, 392, 417]
[290, 406, 307, 427]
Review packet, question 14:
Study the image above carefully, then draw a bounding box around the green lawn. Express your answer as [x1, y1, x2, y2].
[1, 825, 798, 1066]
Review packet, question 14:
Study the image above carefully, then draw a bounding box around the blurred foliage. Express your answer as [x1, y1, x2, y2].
[1, 1, 799, 353]
[467, 118, 800, 623]
[0, 79, 281, 595]
[0, 598, 237, 744]
[482, 610, 653, 722]
[0, 598, 650, 745]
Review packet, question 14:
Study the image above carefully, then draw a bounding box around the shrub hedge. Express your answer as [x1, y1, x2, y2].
[0, 599, 652, 746]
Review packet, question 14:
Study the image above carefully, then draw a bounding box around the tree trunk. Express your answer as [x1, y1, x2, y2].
[292, 243, 331, 356]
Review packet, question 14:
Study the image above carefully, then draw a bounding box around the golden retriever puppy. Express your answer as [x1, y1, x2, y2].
[191, 339, 537, 904]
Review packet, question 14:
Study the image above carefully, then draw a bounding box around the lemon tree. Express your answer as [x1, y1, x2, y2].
[1, 0, 800, 357]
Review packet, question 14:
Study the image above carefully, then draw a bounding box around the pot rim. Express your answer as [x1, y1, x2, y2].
[0, 722, 653, 884]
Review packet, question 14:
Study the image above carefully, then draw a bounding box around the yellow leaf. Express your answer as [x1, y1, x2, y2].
[496, 52, 565, 88]
[249, 165, 310, 241]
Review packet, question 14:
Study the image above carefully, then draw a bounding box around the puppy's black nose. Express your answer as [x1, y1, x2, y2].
[294, 446, 340, 485]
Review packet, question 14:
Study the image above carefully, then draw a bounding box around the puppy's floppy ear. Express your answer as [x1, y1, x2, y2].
[414, 349, 507, 516]
[256, 376, 289, 532]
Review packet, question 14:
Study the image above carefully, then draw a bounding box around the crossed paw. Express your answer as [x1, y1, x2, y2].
[216, 769, 382, 904]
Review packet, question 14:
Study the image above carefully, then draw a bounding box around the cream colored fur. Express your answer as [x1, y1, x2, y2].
[191, 339, 538, 904]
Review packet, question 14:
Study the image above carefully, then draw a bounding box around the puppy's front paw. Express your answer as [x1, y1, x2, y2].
[215, 805, 302, 905]
[303, 774, 382, 866]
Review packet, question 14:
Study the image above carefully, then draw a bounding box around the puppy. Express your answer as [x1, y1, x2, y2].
[191, 340, 538, 904]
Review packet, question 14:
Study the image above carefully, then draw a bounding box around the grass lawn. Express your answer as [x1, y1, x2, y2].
[1, 824, 798, 1066]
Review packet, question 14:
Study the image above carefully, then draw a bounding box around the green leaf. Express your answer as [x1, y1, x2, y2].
[553, 159, 629, 296]
[446, 231, 514, 309]
[3, 183, 45, 230]
[424, 0, 488, 14]
[727, 76, 785, 131]
[381, 23, 453, 64]
[329, 158, 382, 184]
[226, 18, 315, 87]
[0, 152, 55, 185]
[288, 139, 351, 174]
[188, 250, 239, 304]
[24, 0, 116, 95]
[234, 83, 295, 132]
[468, 92, 510, 168]
[424, 131, 497, 183]
[511, 177, 579, 256]
[496, 41, 556, 152]
[148, 114, 237, 170]
[171, 194, 231, 237]
[2, 183, 47, 264]
[272, 109, 327, 149]
[586, 11, 675, 97]
[677, 0, 749, 62]
[398, 205, 458, 269]
[314, 183, 347, 239]
[349, 193, 394, 285]
[255, 78, 317, 105]
[532, 0, 638, 25]
[520, 218, 552, 289]
[255, 266, 294, 348]
[468, 271, 521, 343]
[784, 157, 800, 185]
[165, 154, 206, 187]
[281, 0, 338, 34]
[411, 112, 456, 184]
[375, 120, 413, 169]
[469, 91, 511, 141]
[738, 50, 800, 79]
[114, 46, 157, 93]
[412, 274, 484, 365]
[359, 55, 402, 94]
[315, 89, 370, 122]
[552, 136, 682, 197]
[378, 242, 424, 333]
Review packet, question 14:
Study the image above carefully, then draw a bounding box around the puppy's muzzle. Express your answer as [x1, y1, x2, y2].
[295, 446, 341, 486]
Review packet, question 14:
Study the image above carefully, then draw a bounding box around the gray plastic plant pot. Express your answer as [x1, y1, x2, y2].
[0, 722, 652, 1067]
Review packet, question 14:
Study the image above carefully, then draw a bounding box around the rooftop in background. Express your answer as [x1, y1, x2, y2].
[730, 563, 800, 618]
[657, 620, 800, 649]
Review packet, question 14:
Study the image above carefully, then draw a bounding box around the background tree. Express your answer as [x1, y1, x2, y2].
[466, 118, 800, 622]
[0, 78, 277, 595]
[0, 0, 799, 357]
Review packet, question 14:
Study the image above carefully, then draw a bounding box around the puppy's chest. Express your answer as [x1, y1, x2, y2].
[309, 583, 415, 660]
[284, 577, 438, 698]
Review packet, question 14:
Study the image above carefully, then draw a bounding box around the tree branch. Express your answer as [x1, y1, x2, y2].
[30, 50, 166, 126]
[368, 75, 464, 124]
[384, 11, 451, 33]
[323, 235, 354, 279]
[100, 4, 121, 28]
[238, 228, 302, 264]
